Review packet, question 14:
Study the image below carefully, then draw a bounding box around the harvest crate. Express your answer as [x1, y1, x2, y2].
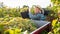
[30, 20, 51, 34]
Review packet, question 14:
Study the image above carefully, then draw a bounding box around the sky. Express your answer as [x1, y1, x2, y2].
[0, 0, 51, 8]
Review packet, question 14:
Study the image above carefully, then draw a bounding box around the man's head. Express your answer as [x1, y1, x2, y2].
[23, 5, 29, 11]
[34, 5, 43, 14]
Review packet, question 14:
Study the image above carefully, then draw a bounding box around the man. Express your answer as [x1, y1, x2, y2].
[21, 5, 30, 19]
[29, 5, 46, 20]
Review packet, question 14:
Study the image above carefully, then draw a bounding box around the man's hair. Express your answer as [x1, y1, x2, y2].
[35, 6, 44, 14]
[23, 5, 29, 8]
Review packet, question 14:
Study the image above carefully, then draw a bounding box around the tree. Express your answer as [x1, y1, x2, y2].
[51, 0, 60, 13]
[48, 0, 60, 34]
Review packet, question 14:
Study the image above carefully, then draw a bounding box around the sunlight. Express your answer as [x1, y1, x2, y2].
[0, 0, 51, 8]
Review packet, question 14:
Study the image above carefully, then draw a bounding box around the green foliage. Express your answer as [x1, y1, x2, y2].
[41, 30, 48, 34]
[30, 7, 35, 14]
[48, 21, 60, 34]
[51, 0, 60, 12]
[0, 17, 37, 34]
[48, 0, 60, 34]
[46, 0, 60, 20]
[51, 0, 60, 4]
[0, 7, 21, 17]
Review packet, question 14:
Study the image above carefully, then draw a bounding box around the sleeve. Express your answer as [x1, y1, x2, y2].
[40, 14, 46, 20]
[29, 12, 39, 19]
[37, 14, 46, 20]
